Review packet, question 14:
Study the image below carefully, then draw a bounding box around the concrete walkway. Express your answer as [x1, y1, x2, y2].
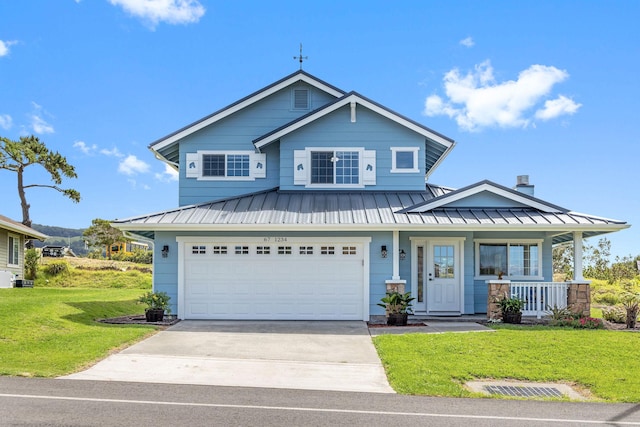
[61, 321, 395, 394]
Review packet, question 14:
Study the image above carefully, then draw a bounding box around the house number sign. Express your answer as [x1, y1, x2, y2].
[263, 237, 288, 242]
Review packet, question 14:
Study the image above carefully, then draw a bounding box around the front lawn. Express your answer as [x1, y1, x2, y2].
[0, 288, 157, 377]
[373, 326, 640, 402]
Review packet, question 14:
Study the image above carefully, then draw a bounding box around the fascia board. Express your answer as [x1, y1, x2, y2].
[113, 222, 629, 233]
[405, 183, 563, 213]
[0, 220, 49, 240]
[150, 74, 344, 153]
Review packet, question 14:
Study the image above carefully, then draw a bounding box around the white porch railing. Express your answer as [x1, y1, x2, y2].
[510, 282, 569, 319]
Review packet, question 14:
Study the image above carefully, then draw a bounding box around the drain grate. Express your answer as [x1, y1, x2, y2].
[484, 385, 564, 398]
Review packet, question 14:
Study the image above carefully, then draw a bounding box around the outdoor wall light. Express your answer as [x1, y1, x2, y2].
[399, 249, 406, 260]
[161, 245, 169, 258]
[381, 245, 388, 258]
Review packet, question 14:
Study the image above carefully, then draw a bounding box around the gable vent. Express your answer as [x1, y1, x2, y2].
[293, 89, 309, 110]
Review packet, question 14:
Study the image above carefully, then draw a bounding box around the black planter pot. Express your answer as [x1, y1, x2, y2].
[387, 313, 409, 326]
[502, 311, 522, 324]
[145, 308, 165, 322]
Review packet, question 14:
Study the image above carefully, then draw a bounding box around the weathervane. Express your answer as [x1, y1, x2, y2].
[293, 43, 308, 70]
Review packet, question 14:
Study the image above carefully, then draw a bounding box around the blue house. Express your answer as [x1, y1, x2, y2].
[114, 70, 628, 320]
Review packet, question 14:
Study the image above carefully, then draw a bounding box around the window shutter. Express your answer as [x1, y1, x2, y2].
[294, 150, 307, 185]
[363, 150, 376, 185]
[185, 152, 200, 178]
[251, 153, 266, 178]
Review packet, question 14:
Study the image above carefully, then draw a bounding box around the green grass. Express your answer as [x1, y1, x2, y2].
[0, 288, 157, 377]
[373, 326, 640, 402]
[38, 268, 152, 289]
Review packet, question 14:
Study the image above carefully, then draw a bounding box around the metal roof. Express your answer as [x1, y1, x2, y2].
[0, 214, 49, 240]
[113, 186, 627, 244]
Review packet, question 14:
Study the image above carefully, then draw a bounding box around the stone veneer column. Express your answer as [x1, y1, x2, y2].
[567, 281, 591, 317]
[385, 280, 406, 294]
[486, 280, 511, 320]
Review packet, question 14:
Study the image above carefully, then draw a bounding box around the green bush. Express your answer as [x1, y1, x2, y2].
[549, 314, 604, 329]
[112, 249, 152, 264]
[44, 260, 70, 276]
[602, 306, 626, 323]
[24, 249, 40, 280]
[593, 292, 619, 306]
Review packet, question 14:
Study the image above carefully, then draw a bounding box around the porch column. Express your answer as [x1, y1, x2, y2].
[573, 231, 584, 281]
[392, 230, 400, 280]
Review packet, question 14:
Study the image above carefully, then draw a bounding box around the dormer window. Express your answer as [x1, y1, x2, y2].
[391, 147, 420, 173]
[294, 147, 376, 188]
[292, 88, 309, 110]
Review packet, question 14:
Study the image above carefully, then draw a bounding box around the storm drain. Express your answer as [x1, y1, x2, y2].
[484, 385, 563, 398]
[465, 380, 588, 400]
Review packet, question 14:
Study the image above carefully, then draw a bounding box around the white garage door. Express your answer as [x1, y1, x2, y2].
[181, 238, 367, 320]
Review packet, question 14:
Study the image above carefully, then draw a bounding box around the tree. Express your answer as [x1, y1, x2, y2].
[83, 218, 129, 259]
[0, 135, 80, 228]
[584, 237, 612, 281]
[552, 243, 574, 280]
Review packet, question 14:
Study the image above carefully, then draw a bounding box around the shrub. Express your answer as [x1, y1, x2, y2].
[550, 315, 604, 329]
[24, 249, 40, 280]
[593, 292, 620, 306]
[620, 293, 640, 329]
[44, 260, 70, 276]
[547, 304, 573, 321]
[602, 306, 627, 323]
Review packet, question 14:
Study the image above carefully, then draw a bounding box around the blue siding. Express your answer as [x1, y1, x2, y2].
[178, 84, 335, 206]
[279, 105, 427, 192]
[445, 191, 531, 208]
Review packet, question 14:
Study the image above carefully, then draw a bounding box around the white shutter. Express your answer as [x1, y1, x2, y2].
[251, 153, 266, 178]
[363, 150, 376, 185]
[294, 150, 307, 185]
[185, 153, 200, 178]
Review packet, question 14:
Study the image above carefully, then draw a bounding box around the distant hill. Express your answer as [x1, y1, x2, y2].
[31, 224, 88, 256]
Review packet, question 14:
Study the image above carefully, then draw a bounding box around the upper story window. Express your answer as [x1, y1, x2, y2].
[186, 151, 266, 181]
[203, 153, 250, 177]
[292, 88, 309, 110]
[8, 234, 19, 266]
[475, 240, 542, 279]
[390, 147, 419, 173]
[311, 150, 359, 185]
[294, 148, 376, 188]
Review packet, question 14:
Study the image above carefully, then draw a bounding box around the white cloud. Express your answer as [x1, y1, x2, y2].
[0, 40, 17, 57]
[100, 147, 124, 157]
[118, 154, 150, 175]
[535, 95, 582, 120]
[29, 102, 55, 134]
[73, 140, 98, 155]
[424, 60, 577, 131]
[0, 114, 12, 130]
[460, 37, 474, 48]
[108, 0, 205, 28]
[155, 163, 179, 182]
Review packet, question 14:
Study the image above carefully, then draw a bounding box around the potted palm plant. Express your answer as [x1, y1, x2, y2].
[138, 291, 171, 322]
[378, 291, 415, 326]
[495, 292, 525, 324]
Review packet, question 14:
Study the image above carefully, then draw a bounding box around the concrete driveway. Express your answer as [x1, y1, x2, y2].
[61, 321, 394, 393]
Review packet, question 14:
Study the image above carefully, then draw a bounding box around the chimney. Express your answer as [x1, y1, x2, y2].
[514, 175, 534, 196]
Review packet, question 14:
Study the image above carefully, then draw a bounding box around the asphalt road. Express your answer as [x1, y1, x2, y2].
[1, 377, 639, 427]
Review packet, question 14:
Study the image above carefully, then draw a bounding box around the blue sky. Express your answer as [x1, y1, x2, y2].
[1, 1, 638, 259]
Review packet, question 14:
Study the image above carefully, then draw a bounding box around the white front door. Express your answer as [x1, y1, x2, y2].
[412, 238, 463, 314]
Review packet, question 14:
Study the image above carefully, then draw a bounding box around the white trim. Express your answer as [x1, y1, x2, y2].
[175, 236, 371, 321]
[303, 147, 366, 189]
[7, 233, 20, 267]
[406, 182, 561, 213]
[390, 147, 420, 173]
[473, 239, 544, 281]
[152, 73, 344, 152]
[254, 93, 455, 150]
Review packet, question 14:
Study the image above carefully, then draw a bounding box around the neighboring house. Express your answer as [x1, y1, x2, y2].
[113, 70, 629, 320]
[106, 241, 149, 258]
[0, 214, 48, 287]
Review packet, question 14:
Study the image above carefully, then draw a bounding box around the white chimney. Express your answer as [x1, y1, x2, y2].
[514, 175, 534, 196]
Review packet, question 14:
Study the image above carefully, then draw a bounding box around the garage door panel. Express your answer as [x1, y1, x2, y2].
[184, 241, 365, 320]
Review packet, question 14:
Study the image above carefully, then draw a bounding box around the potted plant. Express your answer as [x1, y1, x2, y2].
[495, 292, 525, 324]
[138, 291, 171, 322]
[377, 291, 415, 326]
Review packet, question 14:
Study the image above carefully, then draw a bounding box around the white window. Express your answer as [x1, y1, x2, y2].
[475, 240, 542, 279]
[256, 246, 271, 255]
[292, 88, 309, 110]
[390, 147, 419, 173]
[212, 246, 227, 255]
[8, 234, 19, 266]
[299, 246, 313, 255]
[192, 245, 206, 254]
[185, 151, 266, 181]
[294, 148, 375, 187]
